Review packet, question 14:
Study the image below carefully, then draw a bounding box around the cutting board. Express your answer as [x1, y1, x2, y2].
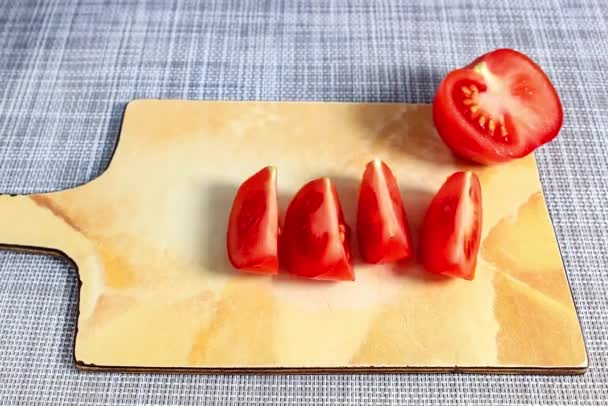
[0, 100, 587, 374]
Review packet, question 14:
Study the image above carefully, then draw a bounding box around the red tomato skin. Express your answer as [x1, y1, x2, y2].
[281, 178, 354, 281]
[357, 160, 413, 264]
[227, 166, 279, 274]
[433, 48, 563, 164]
[419, 171, 482, 280]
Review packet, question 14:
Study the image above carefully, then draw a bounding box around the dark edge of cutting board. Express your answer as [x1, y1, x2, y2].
[75, 363, 587, 376]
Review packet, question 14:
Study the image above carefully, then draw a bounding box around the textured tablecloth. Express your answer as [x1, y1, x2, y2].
[1, 0, 607, 404]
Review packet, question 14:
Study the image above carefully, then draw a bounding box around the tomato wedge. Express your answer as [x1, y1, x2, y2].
[357, 159, 413, 264]
[281, 178, 354, 281]
[420, 171, 482, 280]
[227, 166, 279, 274]
[433, 48, 563, 164]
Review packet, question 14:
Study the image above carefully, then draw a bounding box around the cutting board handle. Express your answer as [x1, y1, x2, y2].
[0, 193, 103, 320]
[0, 193, 72, 253]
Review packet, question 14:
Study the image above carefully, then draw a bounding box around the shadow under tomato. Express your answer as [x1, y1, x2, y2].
[277, 190, 292, 228]
[402, 266, 454, 284]
[355, 103, 464, 167]
[397, 186, 434, 252]
[272, 272, 343, 288]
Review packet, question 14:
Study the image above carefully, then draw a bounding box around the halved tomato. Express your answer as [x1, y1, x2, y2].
[420, 171, 482, 280]
[281, 178, 353, 281]
[357, 159, 413, 264]
[433, 48, 563, 164]
[227, 166, 279, 274]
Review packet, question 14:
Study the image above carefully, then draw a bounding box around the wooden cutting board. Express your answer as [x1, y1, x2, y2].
[0, 100, 587, 374]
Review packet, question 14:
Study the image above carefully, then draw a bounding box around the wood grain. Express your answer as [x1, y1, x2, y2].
[0, 100, 587, 374]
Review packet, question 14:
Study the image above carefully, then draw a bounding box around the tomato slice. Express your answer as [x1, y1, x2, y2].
[433, 48, 563, 164]
[357, 159, 413, 264]
[227, 166, 279, 274]
[420, 171, 482, 280]
[281, 178, 354, 281]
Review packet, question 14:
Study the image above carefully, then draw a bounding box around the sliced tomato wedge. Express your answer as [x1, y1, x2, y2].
[281, 178, 353, 281]
[227, 166, 279, 274]
[420, 171, 482, 280]
[433, 48, 563, 164]
[357, 159, 413, 264]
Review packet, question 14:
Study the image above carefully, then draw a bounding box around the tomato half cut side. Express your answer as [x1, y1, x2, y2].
[357, 159, 413, 264]
[227, 166, 279, 274]
[419, 171, 482, 280]
[281, 178, 354, 281]
[433, 48, 563, 164]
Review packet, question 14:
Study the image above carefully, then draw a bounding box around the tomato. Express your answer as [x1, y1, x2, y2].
[227, 166, 279, 274]
[420, 171, 482, 280]
[281, 178, 354, 281]
[357, 159, 413, 264]
[433, 48, 563, 164]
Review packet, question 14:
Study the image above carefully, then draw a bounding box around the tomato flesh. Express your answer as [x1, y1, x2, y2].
[433, 48, 563, 164]
[227, 166, 279, 274]
[357, 160, 413, 264]
[281, 178, 354, 281]
[420, 171, 482, 280]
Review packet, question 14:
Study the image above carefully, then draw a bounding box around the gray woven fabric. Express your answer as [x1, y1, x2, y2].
[1, 0, 607, 404]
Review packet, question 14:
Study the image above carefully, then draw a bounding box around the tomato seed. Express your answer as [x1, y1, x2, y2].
[488, 119, 495, 133]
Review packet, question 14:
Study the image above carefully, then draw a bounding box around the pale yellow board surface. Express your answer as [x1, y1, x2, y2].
[0, 100, 587, 373]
